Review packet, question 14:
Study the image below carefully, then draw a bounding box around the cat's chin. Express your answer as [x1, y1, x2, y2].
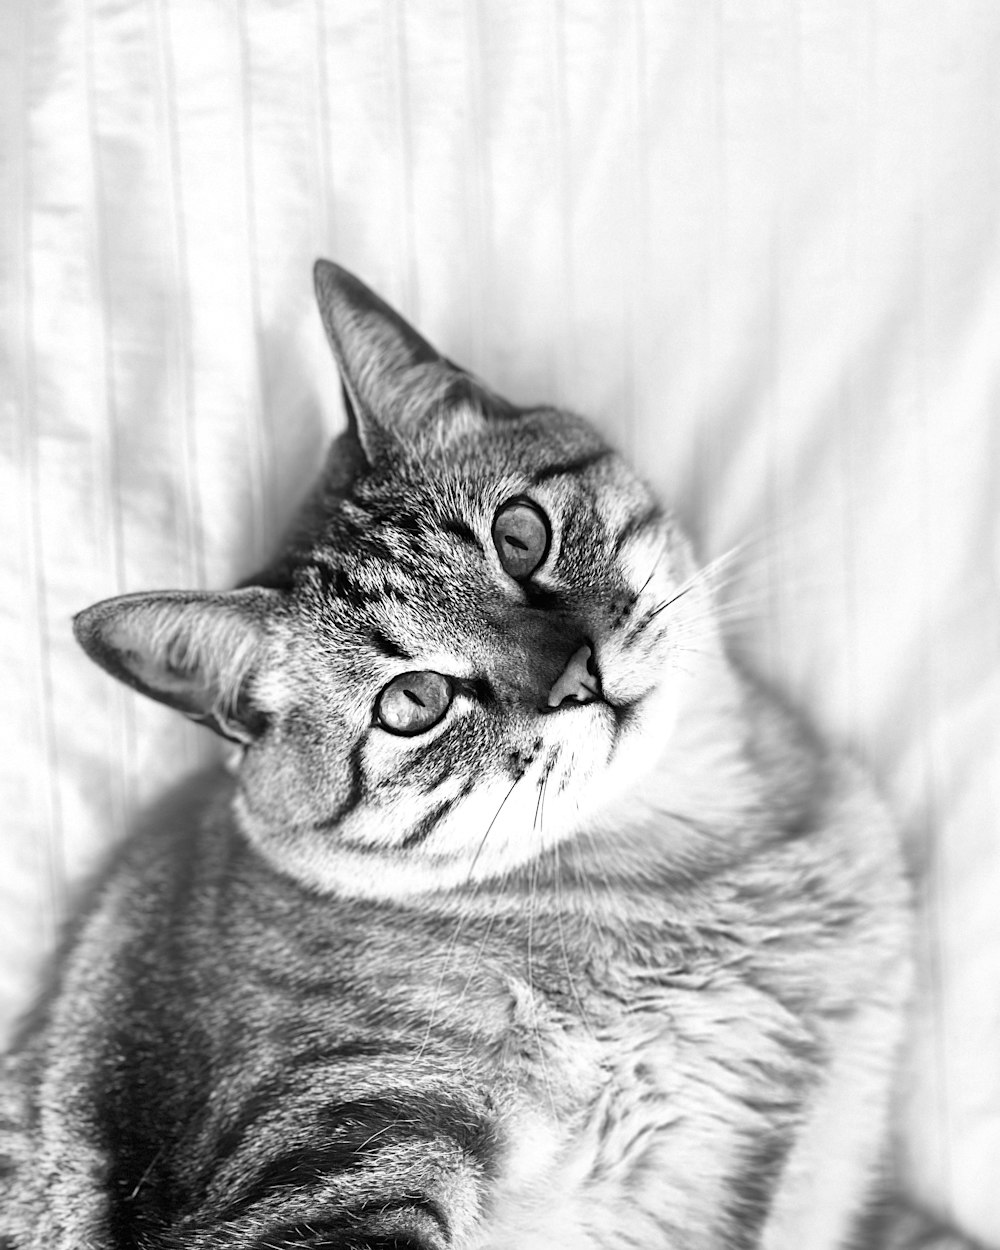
[235, 750, 618, 901]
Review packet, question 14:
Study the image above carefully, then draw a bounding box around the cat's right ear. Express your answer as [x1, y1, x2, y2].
[73, 588, 281, 744]
[314, 259, 442, 464]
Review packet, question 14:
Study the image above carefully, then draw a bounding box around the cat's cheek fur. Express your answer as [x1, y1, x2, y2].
[232, 645, 730, 901]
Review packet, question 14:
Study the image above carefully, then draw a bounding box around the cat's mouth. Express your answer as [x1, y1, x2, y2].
[541, 641, 603, 712]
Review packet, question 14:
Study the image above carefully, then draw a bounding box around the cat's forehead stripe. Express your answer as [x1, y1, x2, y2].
[297, 557, 410, 608]
[371, 629, 412, 661]
[611, 504, 663, 558]
[528, 447, 612, 485]
[441, 517, 482, 549]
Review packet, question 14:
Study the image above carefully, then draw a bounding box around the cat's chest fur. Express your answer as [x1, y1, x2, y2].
[418, 826, 906, 1250]
[484, 971, 782, 1249]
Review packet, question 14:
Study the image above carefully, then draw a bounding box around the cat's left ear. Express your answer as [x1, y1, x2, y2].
[73, 588, 281, 743]
[314, 260, 515, 461]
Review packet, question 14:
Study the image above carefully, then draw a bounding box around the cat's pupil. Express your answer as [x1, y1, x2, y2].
[505, 536, 528, 551]
[404, 690, 425, 707]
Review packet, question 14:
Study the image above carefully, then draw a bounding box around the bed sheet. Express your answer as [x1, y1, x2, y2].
[1, 0, 998, 1238]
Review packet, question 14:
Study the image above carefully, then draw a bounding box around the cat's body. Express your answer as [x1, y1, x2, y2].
[0, 263, 949, 1249]
[4, 753, 908, 1250]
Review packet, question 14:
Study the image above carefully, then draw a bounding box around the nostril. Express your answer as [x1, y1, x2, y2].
[545, 641, 603, 709]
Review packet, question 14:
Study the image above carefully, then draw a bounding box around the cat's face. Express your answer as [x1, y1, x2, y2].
[75, 264, 722, 898]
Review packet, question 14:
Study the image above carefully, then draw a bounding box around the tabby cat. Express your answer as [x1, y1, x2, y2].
[0, 262, 968, 1249]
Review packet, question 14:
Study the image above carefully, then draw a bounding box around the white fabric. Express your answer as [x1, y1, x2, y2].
[1, 0, 998, 1238]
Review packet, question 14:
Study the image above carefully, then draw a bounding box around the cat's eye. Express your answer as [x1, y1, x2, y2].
[492, 497, 550, 580]
[375, 671, 453, 736]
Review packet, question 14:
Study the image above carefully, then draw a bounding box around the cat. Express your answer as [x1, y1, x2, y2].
[0, 260, 973, 1249]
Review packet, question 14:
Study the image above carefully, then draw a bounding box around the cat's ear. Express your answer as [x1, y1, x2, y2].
[73, 588, 280, 744]
[314, 260, 442, 461]
[313, 260, 515, 460]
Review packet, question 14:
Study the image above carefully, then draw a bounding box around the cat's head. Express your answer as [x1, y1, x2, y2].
[75, 262, 730, 897]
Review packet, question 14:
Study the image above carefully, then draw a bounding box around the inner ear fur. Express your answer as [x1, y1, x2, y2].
[73, 587, 282, 743]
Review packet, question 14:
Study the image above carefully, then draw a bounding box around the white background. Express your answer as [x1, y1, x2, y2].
[1, 1, 998, 1239]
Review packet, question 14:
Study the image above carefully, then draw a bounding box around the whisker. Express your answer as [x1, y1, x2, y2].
[635, 532, 671, 598]
[126, 1147, 163, 1201]
[539, 761, 552, 835]
[645, 582, 695, 622]
[626, 544, 750, 645]
[415, 776, 525, 1063]
[533, 769, 546, 833]
[466, 775, 522, 882]
[454, 893, 502, 1012]
[552, 832, 596, 1042]
[525, 838, 558, 1120]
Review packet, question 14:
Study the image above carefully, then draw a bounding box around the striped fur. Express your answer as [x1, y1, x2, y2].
[0, 263, 979, 1249]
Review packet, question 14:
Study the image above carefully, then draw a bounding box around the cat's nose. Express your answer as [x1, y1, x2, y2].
[545, 641, 602, 709]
